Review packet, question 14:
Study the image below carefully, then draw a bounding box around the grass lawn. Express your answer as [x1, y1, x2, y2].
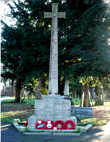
[1, 97, 110, 126]
[1, 96, 35, 123]
[2, 96, 35, 106]
[71, 98, 95, 106]
[1, 102, 34, 123]
[81, 102, 110, 126]
[71, 98, 81, 105]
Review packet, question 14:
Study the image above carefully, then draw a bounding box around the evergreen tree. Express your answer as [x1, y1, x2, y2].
[58, 0, 110, 106]
[58, 0, 110, 78]
[1, 0, 110, 104]
[1, 0, 50, 102]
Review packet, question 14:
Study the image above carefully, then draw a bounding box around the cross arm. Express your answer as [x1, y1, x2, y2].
[58, 12, 66, 18]
[44, 12, 52, 18]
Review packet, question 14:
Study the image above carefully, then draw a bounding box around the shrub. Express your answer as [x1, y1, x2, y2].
[95, 99, 103, 105]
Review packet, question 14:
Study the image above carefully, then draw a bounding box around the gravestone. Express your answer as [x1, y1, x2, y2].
[64, 78, 70, 99]
[71, 106, 93, 118]
[27, 3, 77, 131]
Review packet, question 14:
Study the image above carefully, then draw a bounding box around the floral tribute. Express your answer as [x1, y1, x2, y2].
[35, 120, 75, 130]
[55, 120, 65, 130]
[64, 120, 75, 130]
[24, 119, 76, 130]
[35, 120, 46, 129]
[24, 120, 28, 127]
[45, 120, 55, 129]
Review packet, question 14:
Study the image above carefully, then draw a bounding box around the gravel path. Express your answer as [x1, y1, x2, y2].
[1, 121, 110, 142]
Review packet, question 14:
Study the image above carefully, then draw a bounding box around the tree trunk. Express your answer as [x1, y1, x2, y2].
[73, 90, 77, 98]
[90, 87, 95, 99]
[35, 86, 41, 99]
[82, 83, 91, 107]
[38, 77, 45, 89]
[58, 75, 64, 95]
[80, 92, 84, 107]
[38, 77, 45, 97]
[15, 78, 21, 103]
[3, 86, 5, 96]
[35, 77, 46, 99]
[98, 87, 101, 100]
[12, 80, 14, 96]
[27, 92, 31, 107]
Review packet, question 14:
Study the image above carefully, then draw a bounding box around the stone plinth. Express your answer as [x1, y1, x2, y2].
[27, 95, 77, 130]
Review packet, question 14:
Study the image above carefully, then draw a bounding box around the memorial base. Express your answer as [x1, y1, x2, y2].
[27, 95, 77, 130]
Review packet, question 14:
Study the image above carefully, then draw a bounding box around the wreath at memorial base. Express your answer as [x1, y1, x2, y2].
[64, 120, 75, 130]
[55, 120, 65, 130]
[35, 120, 46, 129]
[24, 120, 28, 127]
[45, 120, 55, 129]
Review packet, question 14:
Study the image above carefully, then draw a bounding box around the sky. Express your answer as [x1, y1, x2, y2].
[1, 0, 17, 27]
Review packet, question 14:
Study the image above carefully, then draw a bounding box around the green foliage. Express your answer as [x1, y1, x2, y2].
[58, 0, 110, 78]
[1, 0, 50, 84]
[71, 98, 81, 105]
[70, 78, 82, 90]
[39, 87, 48, 96]
[25, 78, 39, 92]
[39, 81, 48, 96]
[79, 77, 102, 87]
[95, 99, 104, 106]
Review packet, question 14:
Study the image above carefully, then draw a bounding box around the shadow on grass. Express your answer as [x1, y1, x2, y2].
[1, 102, 34, 124]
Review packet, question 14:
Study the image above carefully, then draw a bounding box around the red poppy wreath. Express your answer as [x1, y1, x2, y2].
[35, 120, 46, 129]
[45, 120, 55, 129]
[64, 120, 75, 130]
[55, 120, 65, 130]
[24, 120, 28, 127]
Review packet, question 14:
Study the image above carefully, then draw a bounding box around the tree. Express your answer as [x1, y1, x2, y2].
[1, 21, 27, 102]
[1, 0, 50, 102]
[1, 0, 110, 104]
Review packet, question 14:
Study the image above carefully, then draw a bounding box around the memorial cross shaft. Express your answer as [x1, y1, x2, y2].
[44, 3, 66, 95]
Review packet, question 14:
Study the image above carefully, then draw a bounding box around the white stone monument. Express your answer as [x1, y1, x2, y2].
[27, 3, 77, 131]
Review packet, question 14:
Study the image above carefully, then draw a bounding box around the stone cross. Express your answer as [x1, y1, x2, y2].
[44, 3, 66, 95]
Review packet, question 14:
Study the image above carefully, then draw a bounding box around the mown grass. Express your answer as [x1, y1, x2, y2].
[2, 97, 15, 102]
[1, 109, 33, 123]
[2, 97, 96, 106]
[81, 118, 107, 126]
[71, 98, 95, 106]
[71, 98, 81, 105]
[1, 98, 34, 123]
[80, 102, 110, 126]
[2, 96, 35, 106]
